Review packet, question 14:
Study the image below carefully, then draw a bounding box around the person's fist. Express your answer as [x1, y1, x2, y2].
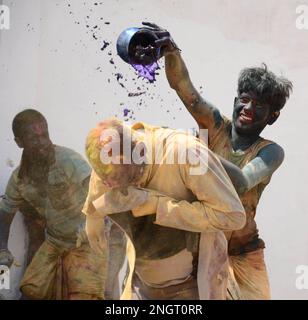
[142, 22, 179, 55]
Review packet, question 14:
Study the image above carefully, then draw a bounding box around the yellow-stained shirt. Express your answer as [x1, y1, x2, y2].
[83, 122, 246, 299]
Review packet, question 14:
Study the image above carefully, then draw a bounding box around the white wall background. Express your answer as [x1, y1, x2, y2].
[0, 0, 307, 299]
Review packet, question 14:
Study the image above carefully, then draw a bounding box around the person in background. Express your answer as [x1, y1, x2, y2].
[0, 109, 107, 299]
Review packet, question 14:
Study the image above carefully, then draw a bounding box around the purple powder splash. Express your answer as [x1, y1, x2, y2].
[115, 73, 123, 81]
[114, 73, 125, 88]
[128, 92, 146, 97]
[123, 108, 130, 117]
[131, 61, 159, 83]
[101, 40, 110, 51]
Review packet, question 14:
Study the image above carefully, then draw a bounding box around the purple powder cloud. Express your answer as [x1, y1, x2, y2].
[131, 62, 159, 83]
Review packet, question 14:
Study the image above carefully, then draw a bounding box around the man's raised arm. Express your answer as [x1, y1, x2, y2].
[142, 22, 224, 134]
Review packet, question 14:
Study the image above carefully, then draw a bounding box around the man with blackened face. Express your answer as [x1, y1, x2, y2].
[146, 21, 293, 300]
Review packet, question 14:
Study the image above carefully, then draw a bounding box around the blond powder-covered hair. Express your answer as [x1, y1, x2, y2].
[85, 118, 141, 179]
[86, 118, 119, 178]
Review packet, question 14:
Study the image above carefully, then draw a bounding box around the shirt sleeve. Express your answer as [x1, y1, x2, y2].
[154, 141, 246, 233]
[0, 170, 24, 216]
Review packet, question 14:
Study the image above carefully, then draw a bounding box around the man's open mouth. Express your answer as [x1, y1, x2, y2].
[239, 112, 253, 123]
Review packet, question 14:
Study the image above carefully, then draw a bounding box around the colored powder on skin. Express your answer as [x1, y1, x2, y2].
[131, 62, 159, 83]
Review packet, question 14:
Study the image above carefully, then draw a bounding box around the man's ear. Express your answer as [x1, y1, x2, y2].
[268, 111, 280, 125]
[14, 137, 24, 148]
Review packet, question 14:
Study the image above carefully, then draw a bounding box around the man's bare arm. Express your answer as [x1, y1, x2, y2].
[219, 143, 285, 196]
[164, 50, 224, 132]
[142, 22, 224, 134]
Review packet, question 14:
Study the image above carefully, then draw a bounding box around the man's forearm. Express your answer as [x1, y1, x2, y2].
[165, 50, 190, 90]
[155, 196, 246, 233]
[164, 51, 222, 131]
[164, 50, 201, 111]
[218, 156, 249, 196]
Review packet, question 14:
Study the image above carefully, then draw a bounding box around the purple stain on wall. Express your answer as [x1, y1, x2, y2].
[131, 62, 159, 83]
